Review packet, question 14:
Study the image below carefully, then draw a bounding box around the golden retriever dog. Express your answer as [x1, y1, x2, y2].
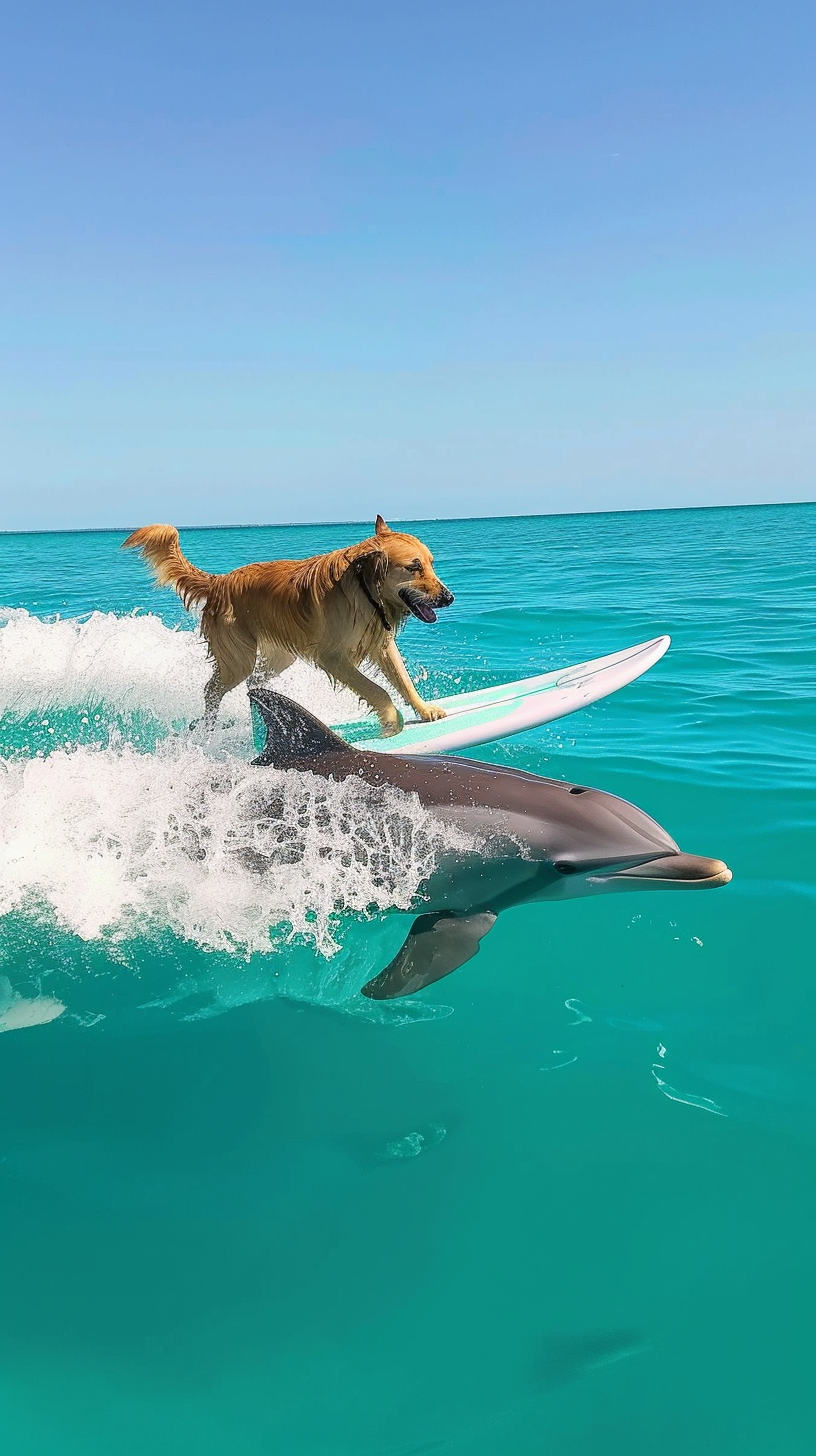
[122, 516, 454, 735]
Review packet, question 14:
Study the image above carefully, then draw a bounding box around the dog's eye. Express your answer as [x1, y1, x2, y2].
[408, 559, 422, 573]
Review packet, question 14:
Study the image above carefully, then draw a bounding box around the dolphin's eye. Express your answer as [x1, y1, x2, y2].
[568, 786, 588, 795]
[554, 861, 580, 875]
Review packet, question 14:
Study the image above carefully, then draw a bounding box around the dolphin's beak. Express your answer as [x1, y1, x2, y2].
[601, 853, 732, 888]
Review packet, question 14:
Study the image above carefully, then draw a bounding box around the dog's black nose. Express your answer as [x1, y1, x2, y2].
[437, 587, 454, 607]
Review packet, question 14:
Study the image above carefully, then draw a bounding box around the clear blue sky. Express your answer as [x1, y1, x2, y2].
[1, 0, 813, 530]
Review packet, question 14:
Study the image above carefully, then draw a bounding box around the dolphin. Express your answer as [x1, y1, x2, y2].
[249, 689, 732, 1000]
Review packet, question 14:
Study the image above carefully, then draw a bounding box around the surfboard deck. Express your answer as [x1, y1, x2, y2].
[251, 635, 670, 757]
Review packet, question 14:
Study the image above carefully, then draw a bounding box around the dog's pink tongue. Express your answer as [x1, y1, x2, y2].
[414, 601, 437, 623]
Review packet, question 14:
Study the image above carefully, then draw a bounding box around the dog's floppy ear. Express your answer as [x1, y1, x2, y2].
[354, 546, 388, 588]
[374, 514, 391, 537]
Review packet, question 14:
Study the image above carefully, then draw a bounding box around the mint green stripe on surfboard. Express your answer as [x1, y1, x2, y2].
[337, 693, 514, 748]
[250, 635, 671, 757]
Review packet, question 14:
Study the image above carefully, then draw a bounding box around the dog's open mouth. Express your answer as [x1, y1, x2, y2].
[399, 588, 438, 624]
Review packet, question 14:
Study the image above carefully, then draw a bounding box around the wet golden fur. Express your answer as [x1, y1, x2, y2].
[122, 516, 453, 734]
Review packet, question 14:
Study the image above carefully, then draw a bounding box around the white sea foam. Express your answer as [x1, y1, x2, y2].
[0, 738, 467, 958]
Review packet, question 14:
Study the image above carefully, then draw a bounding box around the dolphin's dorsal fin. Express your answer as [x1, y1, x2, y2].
[250, 688, 352, 768]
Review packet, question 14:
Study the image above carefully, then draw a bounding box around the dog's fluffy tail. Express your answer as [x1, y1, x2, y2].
[122, 524, 234, 620]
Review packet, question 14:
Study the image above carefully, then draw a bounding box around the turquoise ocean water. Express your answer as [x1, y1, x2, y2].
[1, 504, 814, 1455]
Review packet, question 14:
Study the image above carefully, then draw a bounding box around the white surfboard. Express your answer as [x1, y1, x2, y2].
[329, 635, 671, 756]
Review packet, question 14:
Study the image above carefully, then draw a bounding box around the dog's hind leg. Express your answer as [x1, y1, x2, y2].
[200, 624, 258, 728]
[201, 669, 229, 727]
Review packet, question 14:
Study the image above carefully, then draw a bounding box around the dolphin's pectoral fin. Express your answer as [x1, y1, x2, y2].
[361, 911, 498, 1000]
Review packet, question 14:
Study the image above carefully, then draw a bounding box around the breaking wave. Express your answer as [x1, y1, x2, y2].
[0, 606, 384, 734]
[0, 609, 469, 1026]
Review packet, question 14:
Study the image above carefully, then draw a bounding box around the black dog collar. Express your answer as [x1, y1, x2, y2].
[355, 563, 392, 634]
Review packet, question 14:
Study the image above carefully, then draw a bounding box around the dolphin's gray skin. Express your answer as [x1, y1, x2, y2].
[250, 689, 732, 1000]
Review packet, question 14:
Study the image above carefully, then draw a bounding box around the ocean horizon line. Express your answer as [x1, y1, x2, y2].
[2, 498, 813, 538]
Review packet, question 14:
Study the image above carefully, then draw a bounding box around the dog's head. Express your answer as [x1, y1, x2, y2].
[361, 515, 454, 624]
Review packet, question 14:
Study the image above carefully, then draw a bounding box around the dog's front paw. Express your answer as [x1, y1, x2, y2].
[379, 708, 405, 737]
[418, 702, 447, 722]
